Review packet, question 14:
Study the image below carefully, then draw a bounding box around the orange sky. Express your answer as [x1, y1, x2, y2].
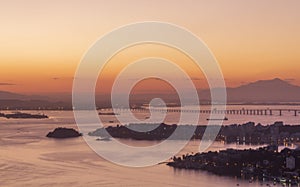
[0, 0, 300, 94]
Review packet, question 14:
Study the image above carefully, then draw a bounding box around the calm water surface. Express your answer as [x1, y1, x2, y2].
[1, 106, 299, 186]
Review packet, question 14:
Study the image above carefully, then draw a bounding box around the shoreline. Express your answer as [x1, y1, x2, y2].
[167, 145, 300, 185]
[89, 121, 300, 145]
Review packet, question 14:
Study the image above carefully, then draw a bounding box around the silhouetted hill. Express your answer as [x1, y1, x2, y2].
[228, 78, 300, 103]
[0, 91, 70, 110]
[0, 99, 72, 110]
[200, 78, 300, 103]
[0, 91, 25, 100]
[0, 91, 49, 100]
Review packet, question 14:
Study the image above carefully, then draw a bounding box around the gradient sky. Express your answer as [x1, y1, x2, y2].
[0, 0, 300, 94]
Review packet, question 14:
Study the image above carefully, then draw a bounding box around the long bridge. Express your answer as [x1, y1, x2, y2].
[101, 108, 300, 116]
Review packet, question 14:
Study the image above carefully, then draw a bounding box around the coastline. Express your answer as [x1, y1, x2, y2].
[167, 145, 300, 185]
[89, 121, 300, 145]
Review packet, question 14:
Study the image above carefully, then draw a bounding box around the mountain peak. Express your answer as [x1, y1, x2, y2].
[241, 78, 293, 88]
[268, 78, 287, 83]
[272, 78, 282, 81]
[223, 78, 300, 103]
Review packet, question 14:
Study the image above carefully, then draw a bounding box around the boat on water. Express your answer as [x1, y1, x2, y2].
[96, 137, 111, 141]
[206, 117, 228, 121]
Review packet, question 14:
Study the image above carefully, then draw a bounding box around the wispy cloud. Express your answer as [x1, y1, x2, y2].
[52, 77, 74, 81]
[0, 82, 16, 86]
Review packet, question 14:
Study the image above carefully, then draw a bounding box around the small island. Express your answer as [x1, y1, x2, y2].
[99, 112, 119, 115]
[167, 145, 300, 185]
[0, 112, 48, 119]
[46, 127, 82, 139]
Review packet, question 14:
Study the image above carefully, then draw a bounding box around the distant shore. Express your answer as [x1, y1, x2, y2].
[2, 102, 300, 111]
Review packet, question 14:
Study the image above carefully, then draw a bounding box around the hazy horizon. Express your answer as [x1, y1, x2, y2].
[1, 78, 300, 110]
[0, 77, 299, 95]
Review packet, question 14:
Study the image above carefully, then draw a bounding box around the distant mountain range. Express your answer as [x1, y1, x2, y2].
[0, 91, 48, 100]
[200, 78, 300, 103]
[229, 78, 300, 103]
[0, 78, 300, 109]
[0, 91, 26, 100]
[0, 91, 70, 110]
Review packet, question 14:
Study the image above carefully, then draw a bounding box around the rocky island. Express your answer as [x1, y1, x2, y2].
[46, 127, 82, 139]
[89, 121, 300, 145]
[167, 145, 300, 185]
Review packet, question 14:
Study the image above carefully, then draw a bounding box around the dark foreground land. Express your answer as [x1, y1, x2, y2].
[167, 145, 300, 185]
[89, 121, 300, 145]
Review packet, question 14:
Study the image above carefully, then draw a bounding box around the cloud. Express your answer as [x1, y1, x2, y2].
[52, 77, 74, 81]
[0, 82, 16, 86]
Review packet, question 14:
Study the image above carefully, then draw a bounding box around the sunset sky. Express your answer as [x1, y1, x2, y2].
[0, 0, 300, 94]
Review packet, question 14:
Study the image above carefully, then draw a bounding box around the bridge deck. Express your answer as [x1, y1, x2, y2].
[100, 108, 300, 116]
